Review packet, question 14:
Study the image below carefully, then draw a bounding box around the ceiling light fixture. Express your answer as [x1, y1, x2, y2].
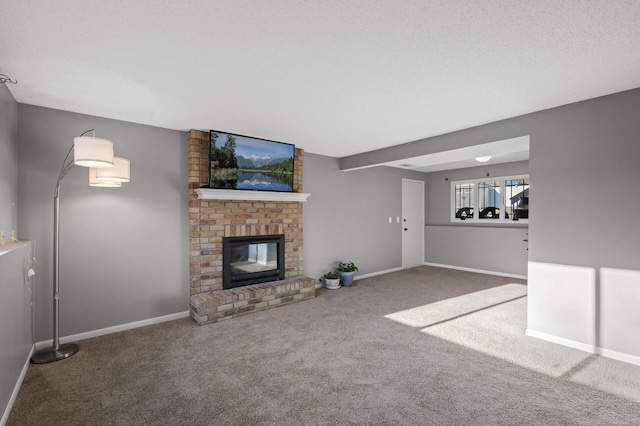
[475, 156, 491, 163]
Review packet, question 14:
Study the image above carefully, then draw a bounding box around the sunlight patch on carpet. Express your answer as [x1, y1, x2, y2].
[384, 281, 640, 404]
[384, 283, 527, 328]
[418, 296, 640, 403]
[419, 296, 589, 376]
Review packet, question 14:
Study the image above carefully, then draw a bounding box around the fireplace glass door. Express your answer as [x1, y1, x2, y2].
[231, 242, 277, 276]
[223, 234, 285, 289]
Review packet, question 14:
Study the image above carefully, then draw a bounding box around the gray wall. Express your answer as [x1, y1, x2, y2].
[17, 105, 189, 341]
[303, 153, 426, 281]
[0, 85, 28, 425]
[529, 90, 640, 270]
[424, 161, 529, 277]
[0, 83, 18, 235]
[425, 161, 534, 276]
[425, 226, 528, 277]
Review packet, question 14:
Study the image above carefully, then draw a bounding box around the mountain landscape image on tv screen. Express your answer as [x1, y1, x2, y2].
[209, 130, 295, 192]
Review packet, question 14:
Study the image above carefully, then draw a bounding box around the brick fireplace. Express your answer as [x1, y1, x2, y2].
[187, 130, 315, 324]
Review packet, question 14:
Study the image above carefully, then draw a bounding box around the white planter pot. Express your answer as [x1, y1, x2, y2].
[325, 278, 341, 290]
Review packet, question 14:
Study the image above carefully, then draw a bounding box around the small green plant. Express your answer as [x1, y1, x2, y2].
[337, 261, 358, 272]
[324, 270, 341, 280]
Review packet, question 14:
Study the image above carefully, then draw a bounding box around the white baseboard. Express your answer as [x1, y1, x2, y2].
[35, 311, 190, 350]
[595, 346, 640, 367]
[526, 329, 640, 367]
[525, 329, 596, 353]
[317, 267, 405, 289]
[423, 262, 527, 280]
[1, 345, 35, 426]
[355, 267, 404, 280]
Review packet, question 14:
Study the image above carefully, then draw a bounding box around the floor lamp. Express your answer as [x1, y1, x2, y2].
[31, 130, 130, 364]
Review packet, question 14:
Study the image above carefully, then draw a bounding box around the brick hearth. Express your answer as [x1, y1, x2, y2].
[187, 130, 315, 324]
[190, 276, 315, 324]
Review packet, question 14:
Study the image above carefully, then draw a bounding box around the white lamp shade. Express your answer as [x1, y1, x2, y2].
[89, 168, 122, 187]
[74, 137, 114, 168]
[95, 157, 130, 183]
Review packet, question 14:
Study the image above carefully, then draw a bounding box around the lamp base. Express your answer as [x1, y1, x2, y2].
[31, 343, 79, 364]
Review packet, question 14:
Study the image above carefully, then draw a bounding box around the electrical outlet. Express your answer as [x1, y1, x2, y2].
[388, 217, 392, 223]
[11, 230, 16, 243]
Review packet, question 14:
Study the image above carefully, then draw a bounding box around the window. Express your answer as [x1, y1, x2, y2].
[451, 175, 529, 223]
[478, 181, 500, 220]
[454, 182, 474, 220]
[505, 178, 529, 220]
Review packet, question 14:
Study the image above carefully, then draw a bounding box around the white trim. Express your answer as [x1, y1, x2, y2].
[316, 267, 404, 288]
[0, 245, 18, 257]
[195, 188, 310, 202]
[402, 178, 425, 269]
[525, 329, 640, 367]
[355, 267, 404, 280]
[34, 311, 190, 350]
[525, 329, 595, 353]
[1, 345, 35, 426]
[595, 346, 640, 367]
[423, 262, 527, 280]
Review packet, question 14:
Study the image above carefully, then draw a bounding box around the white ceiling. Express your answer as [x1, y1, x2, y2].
[1, 1, 639, 163]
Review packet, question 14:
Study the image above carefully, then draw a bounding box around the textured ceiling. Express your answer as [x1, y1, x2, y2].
[1, 1, 639, 158]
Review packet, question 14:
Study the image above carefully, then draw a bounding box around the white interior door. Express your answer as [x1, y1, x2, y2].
[402, 179, 425, 269]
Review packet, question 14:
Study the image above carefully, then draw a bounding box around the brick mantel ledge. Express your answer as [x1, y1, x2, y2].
[195, 188, 311, 202]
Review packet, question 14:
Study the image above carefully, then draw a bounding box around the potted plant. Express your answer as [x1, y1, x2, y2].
[337, 261, 358, 287]
[323, 270, 341, 290]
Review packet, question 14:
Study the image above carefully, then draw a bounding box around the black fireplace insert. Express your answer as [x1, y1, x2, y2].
[222, 234, 285, 289]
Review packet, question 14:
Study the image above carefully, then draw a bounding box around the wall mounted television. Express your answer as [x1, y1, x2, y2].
[207, 130, 295, 192]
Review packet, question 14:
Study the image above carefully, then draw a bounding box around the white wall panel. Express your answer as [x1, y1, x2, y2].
[600, 267, 640, 360]
[527, 261, 596, 347]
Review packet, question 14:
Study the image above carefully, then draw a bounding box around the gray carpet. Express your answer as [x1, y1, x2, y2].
[8, 266, 640, 425]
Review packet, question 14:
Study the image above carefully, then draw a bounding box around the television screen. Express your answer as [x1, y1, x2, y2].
[208, 130, 295, 192]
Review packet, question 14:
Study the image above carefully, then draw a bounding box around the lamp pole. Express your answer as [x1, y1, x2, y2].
[31, 143, 82, 363]
[31, 129, 121, 364]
